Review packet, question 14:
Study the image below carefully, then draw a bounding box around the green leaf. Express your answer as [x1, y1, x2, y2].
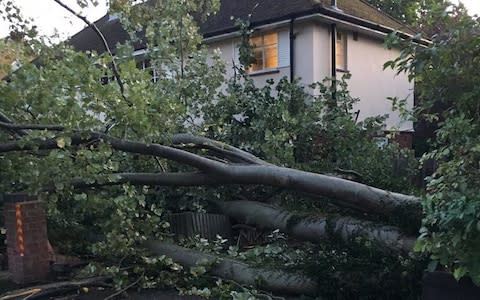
[56, 137, 65, 148]
[453, 267, 467, 280]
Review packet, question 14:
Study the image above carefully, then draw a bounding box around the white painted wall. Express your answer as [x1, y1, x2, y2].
[310, 23, 331, 84]
[345, 33, 414, 131]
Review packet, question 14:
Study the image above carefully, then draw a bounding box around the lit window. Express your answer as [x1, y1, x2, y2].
[249, 32, 278, 72]
[336, 31, 347, 70]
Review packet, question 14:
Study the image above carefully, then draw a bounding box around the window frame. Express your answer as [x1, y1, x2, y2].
[248, 32, 279, 73]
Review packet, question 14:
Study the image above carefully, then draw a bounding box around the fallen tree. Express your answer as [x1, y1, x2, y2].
[144, 241, 319, 296]
[0, 0, 426, 297]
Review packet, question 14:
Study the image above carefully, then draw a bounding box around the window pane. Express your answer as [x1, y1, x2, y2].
[250, 47, 264, 71]
[263, 33, 277, 46]
[250, 36, 262, 47]
[248, 32, 278, 71]
[336, 52, 345, 69]
[336, 32, 346, 69]
[265, 45, 278, 69]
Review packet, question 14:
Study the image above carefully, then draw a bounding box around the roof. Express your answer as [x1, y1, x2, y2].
[200, 0, 415, 37]
[69, 0, 416, 53]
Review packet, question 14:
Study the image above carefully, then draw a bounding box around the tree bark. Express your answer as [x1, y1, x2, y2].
[215, 200, 416, 253]
[144, 241, 319, 296]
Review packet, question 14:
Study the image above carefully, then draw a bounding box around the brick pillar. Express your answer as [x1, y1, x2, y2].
[4, 193, 50, 283]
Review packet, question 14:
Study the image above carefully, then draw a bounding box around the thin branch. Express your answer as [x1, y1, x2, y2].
[0, 131, 223, 172]
[0, 121, 65, 131]
[103, 275, 142, 300]
[335, 167, 363, 180]
[0, 277, 108, 300]
[0, 111, 27, 136]
[208, 275, 286, 300]
[52, 0, 132, 107]
[69, 172, 222, 188]
[20, 105, 38, 120]
[172, 134, 270, 165]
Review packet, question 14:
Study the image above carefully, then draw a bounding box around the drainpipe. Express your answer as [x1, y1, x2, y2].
[331, 23, 336, 79]
[331, 0, 337, 100]
[289, 18, 295, 83]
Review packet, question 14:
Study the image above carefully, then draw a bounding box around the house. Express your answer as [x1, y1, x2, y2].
[69, 0, 420, 147]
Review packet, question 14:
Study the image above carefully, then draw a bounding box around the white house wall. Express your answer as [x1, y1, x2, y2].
[344, 32, 414, 131]
[310, 23, 331, 84]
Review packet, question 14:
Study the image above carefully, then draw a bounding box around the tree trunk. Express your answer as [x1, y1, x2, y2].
[215, 200, 416, 253]
[144, 241, 319, 296]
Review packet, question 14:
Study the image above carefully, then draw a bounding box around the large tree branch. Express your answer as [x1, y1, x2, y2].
[215, 200, 416, 253]
[53, 0, 132, 107]
[213, 165, 421, 218]
[144, 242, 319, 296]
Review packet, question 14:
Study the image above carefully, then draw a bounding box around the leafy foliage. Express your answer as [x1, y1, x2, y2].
[365, 0, 422, 24]
[365, 0, 449, 29]
[386, 3, 480, 284]
[179, 231, 425, 299]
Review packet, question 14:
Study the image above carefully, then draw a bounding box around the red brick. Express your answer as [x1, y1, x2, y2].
[4, 198, 49, 284]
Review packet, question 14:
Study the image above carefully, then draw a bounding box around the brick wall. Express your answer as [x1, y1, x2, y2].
[393, 131, 414, 149]
[4, 193, 50, 283]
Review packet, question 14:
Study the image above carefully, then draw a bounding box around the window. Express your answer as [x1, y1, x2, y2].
[249, 32, 278, 72]
[137, 59, 160, 83]
[336, 31, 347, 71]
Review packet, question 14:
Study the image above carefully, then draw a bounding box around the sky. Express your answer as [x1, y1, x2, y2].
[0, 0, 480, 40]
[0, 0, 109, 40]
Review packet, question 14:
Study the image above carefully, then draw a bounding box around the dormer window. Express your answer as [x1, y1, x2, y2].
[249, 32, 278, 72]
